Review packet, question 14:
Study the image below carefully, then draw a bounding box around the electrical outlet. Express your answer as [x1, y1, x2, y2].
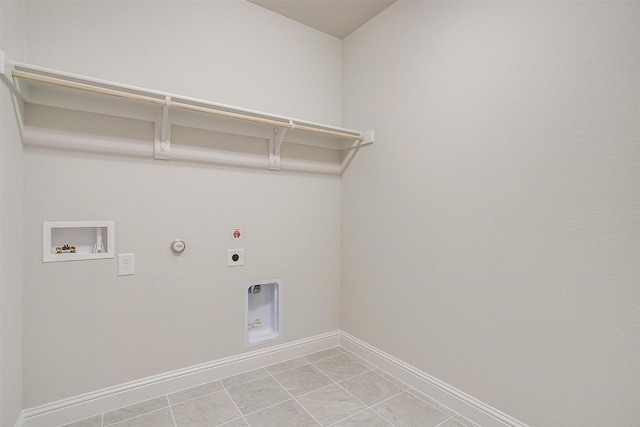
[118, 253, 135, 276]
[227, 249, 244, 267]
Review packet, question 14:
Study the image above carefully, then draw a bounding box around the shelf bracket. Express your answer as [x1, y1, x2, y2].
[154, 96, 171, 160]
[0, 51, 27, 103]
[270, 122, 291, 171]
[340, 130, 375, 174]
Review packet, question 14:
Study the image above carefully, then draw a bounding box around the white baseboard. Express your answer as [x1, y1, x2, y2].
[13, 411, 25, 427]
[19, 331, 340, 427]
[16, 330, 526, 427]
[339, 331, 528, 427]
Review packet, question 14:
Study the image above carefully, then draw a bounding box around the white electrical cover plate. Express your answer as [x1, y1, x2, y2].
[227, 249, 244, 266]
[118, 253, 135, 276]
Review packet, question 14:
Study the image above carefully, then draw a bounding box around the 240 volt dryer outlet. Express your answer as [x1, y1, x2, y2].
[227, 249, 244, 266]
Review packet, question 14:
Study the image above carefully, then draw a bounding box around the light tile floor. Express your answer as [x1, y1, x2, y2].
[62, 347, 480, 427]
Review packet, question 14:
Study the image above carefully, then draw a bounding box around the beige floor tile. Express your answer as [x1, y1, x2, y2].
[374, 369, 410, 390]
[222, 368, 270, 388]
[244, 399, 319, 426]
[265, 357, 309, 374]
[107, 408, 175, 427]
[372, 391, 449, 427]
[273, 364, 334, 396]
[58, 348, 484, 427]
[453, 414, 481, 427]
[226, 376, 291, 414]
[219, 418, 249, 427]
[408, 388, 457, 417]
[103, 396, 169, 426]
[297, 384, 366, 426]
[330, 409, 392, 426]
[338, 351, 377, 370]
[172, 389, 242, 426]
[304, 347, 343, 363]
[61, 415, 102, 427]
[438, 418, 468, 427]
[313, 354, 369, 382]
[168, 380, 224, 405]
[339, 371, 404, 406]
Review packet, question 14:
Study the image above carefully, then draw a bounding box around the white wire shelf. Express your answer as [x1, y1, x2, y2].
[1, 51, 373, 174]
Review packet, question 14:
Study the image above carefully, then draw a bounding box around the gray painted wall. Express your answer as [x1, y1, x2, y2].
[22, 0, 342, 407]
[1, 0, 25, 425]
[341, 2, 639, 426]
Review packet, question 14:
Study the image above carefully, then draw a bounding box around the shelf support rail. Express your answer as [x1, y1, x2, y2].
[1, 53, 374, 174]
[6, 64, 365, 142]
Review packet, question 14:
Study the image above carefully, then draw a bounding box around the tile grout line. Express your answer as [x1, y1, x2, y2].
[325, 407, 395, 427]
[264, 361, 308, 376]
[163, 350, 345, 425]
[321, 385, 397, 427]
[307, 353, 376, 384]
[373, 387, 453, 426]
[98, 395, 171, 427]
[290, 377, 392, 426]
[221, 369, 272, 390]
[165, 395, 178, 427]
[306, 352, 400, 426]
[373, 368, 412, 390]
[302, 355, 399, 427]
[367, 389, 409, 427]
[323, 367, 424, 427]
[434, 417, 456, 427]
[239, 396, 296, 418]
[264, 353, 316, 373]
[166, 381, 228, 407]
[267, 371, 324, 426]
[331, 376, 372, 408]
[164, 348, 366, 424]
[70, 347, 468, 427]
[220, 380, 252, 426]
[347, 355, 467, 424]
[223, 349, 452, 427]
[305, 356, 378, 414]
[102, 406, 172, 427]
[301, 348, 344, 364]
[235, 346, 363, 424]
[406, 387, 459, 418]
[371, 388, 407, 407]
[364, 359, 479, 426]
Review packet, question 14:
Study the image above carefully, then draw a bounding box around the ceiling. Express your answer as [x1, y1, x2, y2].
[247, 0, 396, 39]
